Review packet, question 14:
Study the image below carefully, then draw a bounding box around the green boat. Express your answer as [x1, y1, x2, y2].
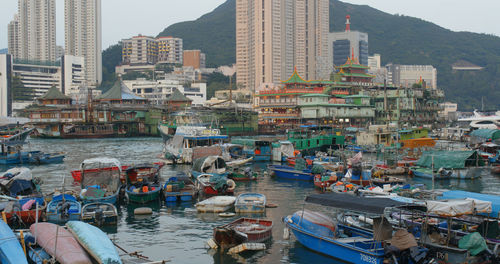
[228, 166, 259, 181]
[125, 163, 162, 204]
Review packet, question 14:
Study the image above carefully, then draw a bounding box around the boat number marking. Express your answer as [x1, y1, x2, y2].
[360, 254, 377, 264]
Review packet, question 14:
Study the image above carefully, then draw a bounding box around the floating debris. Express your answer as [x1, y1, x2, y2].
[228, 243, 266, 254]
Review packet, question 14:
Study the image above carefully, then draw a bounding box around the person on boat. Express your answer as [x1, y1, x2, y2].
[255, 148, 261, 155]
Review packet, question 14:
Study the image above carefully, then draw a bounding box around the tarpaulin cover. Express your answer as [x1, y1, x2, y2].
[291, 209, 337, 237]
[458, 232, 487, 256]
[416, 150, 484, 169]
[470, 129, 500, 140]
[305, 193, 410, 214]
[193, 156, 226, 173]
[0, 167, 32, 186]
[426, 199, 475, 217]
[440, 190, 500, 217]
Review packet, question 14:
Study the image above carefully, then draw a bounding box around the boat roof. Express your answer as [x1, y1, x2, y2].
[305, 193, 420, 214]
[81, 157, 121, 171]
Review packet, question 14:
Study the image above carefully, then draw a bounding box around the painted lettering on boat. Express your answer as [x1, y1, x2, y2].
[360, 254, 377, 264]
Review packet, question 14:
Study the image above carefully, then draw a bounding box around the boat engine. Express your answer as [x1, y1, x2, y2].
[59, 201, 71, 219]
[94, 207, 104, 226]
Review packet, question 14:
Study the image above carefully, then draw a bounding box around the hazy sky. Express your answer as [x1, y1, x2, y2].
[1, 0, 499, 50]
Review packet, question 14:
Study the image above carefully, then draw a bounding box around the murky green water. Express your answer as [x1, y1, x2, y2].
[2, 137, 499, 263]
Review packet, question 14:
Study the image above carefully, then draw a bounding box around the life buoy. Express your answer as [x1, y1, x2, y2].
[226, 179, 236, 191]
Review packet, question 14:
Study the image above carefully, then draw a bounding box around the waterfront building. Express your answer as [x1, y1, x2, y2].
[236, 0, 329, 91]
[439, 102, 458, 120]
[65, 0, 102, 86]
[0, 54, 13, 117]
[95, 80, 147, 105]
[156, 37, 183, 64]
[61, 55, 85, 96]
[183, 50, 206, 69]
[335, 57, 374, 84]
[386, 64, 437, 89]
[164, 88, 192, 111]
[298, 93, 375, 127]
[13, 60, 62, 99]
[328, 15, 368, 67]
[451, 60, 484, 71]
[8, 0, 56, 62]
[115, 64, 155, 76]
[123, 79, 207, 107]
[37, 85, 72, 106]
[122, 35, 158, 65]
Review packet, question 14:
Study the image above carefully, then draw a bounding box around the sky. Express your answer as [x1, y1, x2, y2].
[1, 0, 499, 51]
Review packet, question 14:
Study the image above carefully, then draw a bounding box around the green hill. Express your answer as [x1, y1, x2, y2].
[154, 0, 500, 110]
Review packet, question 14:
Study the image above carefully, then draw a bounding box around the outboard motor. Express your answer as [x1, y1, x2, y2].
[94, 207, 104, 226]
[59, 202, 71, 219]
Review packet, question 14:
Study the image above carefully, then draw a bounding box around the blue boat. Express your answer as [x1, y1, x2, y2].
[28, 151, 65, 164]
[66, 221, 122, 264]
[235, 193, 266, 213]
[79, 158, 122, 204]
[231, 138, 272, 161]
[163, 174, 197, 202]
[0, 219, 28, 264]
[409, 166, 453, 180]
[283, 193, 409, 264]
[46, 194, 81, 223]
[284, 210, 385, 264]
[268, 164, 314, 181]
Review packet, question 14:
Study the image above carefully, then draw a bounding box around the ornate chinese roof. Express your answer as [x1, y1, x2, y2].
[39, 86, 71, 100]
[97, 80, 146, 100]
[281, 68, 309, 84]
[166, 88, 192, 102]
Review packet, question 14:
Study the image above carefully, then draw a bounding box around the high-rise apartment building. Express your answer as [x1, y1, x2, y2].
[157, 37, 183, 64]
[0, 55, 13, 117]
[65, 0, 102, 86]
[122, 35, 158, 65]
[329, 15, 368, 67]
[183, 50, 206, 69]
[8, 0, 56, 62]
[236, 0, 329, 91]
[386, 64, 437, 89]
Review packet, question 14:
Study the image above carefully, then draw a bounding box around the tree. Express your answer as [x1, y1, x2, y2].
[11, 75, 34, 101]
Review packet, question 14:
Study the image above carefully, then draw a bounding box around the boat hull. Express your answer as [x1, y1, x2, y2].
[0, 220, 28, 264]
[46, 194, 81, 223]
[268, 165, 314, 181]
[126, 188, 161, 204]
[235, 193, 266, 213]
[213, 218, 272, 249]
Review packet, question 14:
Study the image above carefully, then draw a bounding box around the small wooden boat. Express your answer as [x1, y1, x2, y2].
[235, 193, 266, 213]
[79, 158, 122, 204]
[23, 234, 52, 264]
[228, 166, 259, 181]
[46, 194, 81, 223]
[0, 219, 28, 264]
[30, 222, 92, 264]
[192, 156, 228, 178]
[81, 202, 118, 226]
[213, 218, 273, 249]
[286, 156, 313, 166]
[409, 166, 453, 180]
[226, 156, 253, 167]
[125, 164, 162, 204]
[196, 174, 235, 196]
[163, 174, 197, 202]
[492, 165, 500, 175]
[314, 173, 338, 190]
[195, 196, 236, 213]
[28, 151, 65, 164]
[268, 165, 314, 181]
[3, 197, 45, 227]
[71, 162, 166, 182]
[66, 221, 122, 264]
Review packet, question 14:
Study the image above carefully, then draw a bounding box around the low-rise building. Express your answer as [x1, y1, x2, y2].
[183, 50, 205, 69]
[13, 59, 62, 99]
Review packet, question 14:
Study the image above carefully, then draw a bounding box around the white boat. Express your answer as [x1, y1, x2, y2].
[235, 193, 266, 213]
[226, 157, 253, 167]
[458, 110, 500, 129]
[195, 196, 236, 213]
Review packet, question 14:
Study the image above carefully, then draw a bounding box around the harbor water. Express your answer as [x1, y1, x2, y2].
[4, 137, 500, 264]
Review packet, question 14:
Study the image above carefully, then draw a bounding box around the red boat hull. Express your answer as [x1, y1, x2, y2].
[5, 206, 45, 226]
[71, 162, 165, 182]
[213, 218, 273, 248]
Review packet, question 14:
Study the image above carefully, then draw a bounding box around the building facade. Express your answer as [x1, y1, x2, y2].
[9, 0, 56, 62]
[124, 79, 207, 106]
[13, 61, 62, 100]
[157, 37, 183, 64]
[236, 0, 329, 91]
[328, 16, 368, 67]
[183, 50, 206, 69]
[65, 0, 102, 86]
[122, 35, 158, 65]
[386, 64, 437, 89]
[0, 55, 13, 117]
[61, 55, 85, 96]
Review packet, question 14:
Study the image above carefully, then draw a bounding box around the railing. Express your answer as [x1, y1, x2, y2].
[258, 87, 324, 95]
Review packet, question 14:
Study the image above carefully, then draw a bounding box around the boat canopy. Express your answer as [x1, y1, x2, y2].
[426, 199, 491, 217]
[440, 190, 500, 217]
[192, 156, 227, 173]
[416, 150, 485, 169]
[81, 158, 121, 192]
[470, 129, 500, 141]
[231, 138, 271, 147]
[305, 193, 418, 214]
[0, 167, 32, 184]
[81, 157, 121, 171]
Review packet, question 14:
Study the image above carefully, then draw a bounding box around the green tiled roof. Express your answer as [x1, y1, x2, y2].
[166, 88, 192, 101]
[282, 68, 309, 84]
[340, 72, 375, 78]
[39, 86, 70, 100]
[97, 80, 146, 100]
[300, 94, 330, 98]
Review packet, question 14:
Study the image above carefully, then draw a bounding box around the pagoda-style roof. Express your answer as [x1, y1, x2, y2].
[97, 80, 146, 100]
[335, 57, 369, 70]
[281, 68, 309, 84]
[39, 86, 71, 100]
[166, 88, 192, 102]
[339, 72, 375, 78]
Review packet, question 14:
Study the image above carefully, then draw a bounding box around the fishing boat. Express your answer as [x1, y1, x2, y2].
[125, 164, 162, 204]
[163, 173, 197, 202]
[79, 158, 122, 204]
[267, 164, 314, 181]
[30, 222, 92, 264]
[213, 218, 273, 249]
[409, 166, 454, 180]
[0, 219, 28, 264]
[192, 156, 228, 178]
[81, 202, 118, 226]
[0, 167, 42, 198]
[27, 151, 65, 164]
[70, 161, 165, 182]
[231, 139, 272, 161]
[46, 194, 81, 223]
[163, 126, 228, 164]
[283, 193, 407, 264]
[0, 127, 33, 165]
[195, 196, 236, 213]
[226, 156, 253, 167]
[228, 166, 259, 181]
[411, 150, 486, 180]
[66, 221, 122, 264]
[492, 165, 500, 175]
[2, 197, 45, 227]
[235, 193, 266, 213]
[22, 233, 52, 264]
[314, 173, 338, 190]
[196, 174, 236, 196]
